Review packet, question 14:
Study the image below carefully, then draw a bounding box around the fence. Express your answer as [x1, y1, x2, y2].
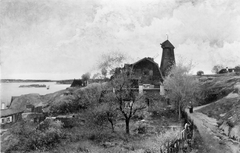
[159, 117, 194, 153]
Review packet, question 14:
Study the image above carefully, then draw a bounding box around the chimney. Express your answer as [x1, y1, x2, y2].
[1, 102, 5, 109]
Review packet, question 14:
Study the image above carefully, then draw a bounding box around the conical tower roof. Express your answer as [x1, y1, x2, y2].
[161, 40, 174, 48]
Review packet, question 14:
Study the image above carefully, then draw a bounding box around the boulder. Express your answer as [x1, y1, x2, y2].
[229, 124, 240, 142]
[219, 121, 230, 136]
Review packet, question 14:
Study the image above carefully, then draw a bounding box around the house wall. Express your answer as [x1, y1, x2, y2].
[0, 112, 23, 129]
[0, 115, 13, 124]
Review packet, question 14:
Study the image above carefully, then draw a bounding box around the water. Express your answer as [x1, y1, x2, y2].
[0, 82, 70, 106]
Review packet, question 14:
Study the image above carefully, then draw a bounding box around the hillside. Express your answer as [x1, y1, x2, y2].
[199, 75, 240, 104]
[9, 83, 103, 114]
[197, 76, 240, 142]
[9, 89, 74, 111]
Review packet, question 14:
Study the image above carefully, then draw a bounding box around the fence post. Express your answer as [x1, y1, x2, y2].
[176, 140, 179, 152]
[167, 141, 169, 153]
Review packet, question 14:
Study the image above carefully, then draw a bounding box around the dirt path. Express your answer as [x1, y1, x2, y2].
[185, 106, 240, 153]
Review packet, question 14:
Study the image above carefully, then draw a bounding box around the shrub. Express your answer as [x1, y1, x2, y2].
[133, 120, 155, 134]
[197, 70, 204, 76]
[6, 120, 64, 152]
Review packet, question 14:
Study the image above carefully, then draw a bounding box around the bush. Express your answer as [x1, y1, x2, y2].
[133, 109, 150, 120]
[6, 120, 64, 152]
[197, 71, 204, 76]
[133, 120, 155, 134]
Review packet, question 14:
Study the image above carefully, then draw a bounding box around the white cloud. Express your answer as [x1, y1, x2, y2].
[1, 0, 240, 79]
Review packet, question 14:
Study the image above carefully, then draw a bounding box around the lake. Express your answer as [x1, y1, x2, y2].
[0, 82, 70, 106]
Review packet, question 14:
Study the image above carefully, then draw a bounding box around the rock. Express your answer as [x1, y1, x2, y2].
[219, 121, 230, 136]
[229, 124, 240, 141]
[226, 93, 239, 99]
[220, 113, 226, 117]
[217, 119, 224, 127]
[102, 142, 116, 148]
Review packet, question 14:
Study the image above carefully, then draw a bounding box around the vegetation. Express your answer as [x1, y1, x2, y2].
[49, 83, 104, 115]
[102, 71, 147, 134]
[212, 64, 224, 74]
[101, 67, 108, 78]
[163, 62, 201, 120]
[6, 55, 222, 152]
[81, 72, 91, 85]
[6, 120, 64, 152]
[197, 70, 204, 76]
[97, 51, 128, 75]
[199, 76, 240, 105]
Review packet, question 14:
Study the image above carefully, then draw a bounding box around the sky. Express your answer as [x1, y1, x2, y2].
[1, 0, 240, 80]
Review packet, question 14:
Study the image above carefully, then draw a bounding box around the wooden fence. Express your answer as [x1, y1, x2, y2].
[159, 116, 195, 153]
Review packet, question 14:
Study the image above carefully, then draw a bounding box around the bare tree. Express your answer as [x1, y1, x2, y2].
[163, 63, 200, 120]
[97, 51, 128, 75]
[103, 71, 147, 134]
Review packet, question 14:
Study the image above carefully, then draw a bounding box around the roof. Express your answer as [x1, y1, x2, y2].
[0, 109, 23, 117]
[8, 96, 19, 107]
[219, 68, 235, 74]
[70, 79, 83, 87]
[131, 57, 156, 66]
[129, 57, 164, 81]
[161, 40, 175, 48]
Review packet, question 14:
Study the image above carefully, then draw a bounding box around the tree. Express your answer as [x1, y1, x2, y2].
[235, 65, 240, 69]
[103, 71, 147, 134]
[81, 72, 91, 85]
[212, 65, 224, 74]
[97, 51, 128, 76]
[163, 63, 201, 120]
[235, 65, 240, 75]
[92, 73, 101, 79]
[197, 70, 204, 76]
[91, 97, 118, 132]
[101, 68, 108, 78]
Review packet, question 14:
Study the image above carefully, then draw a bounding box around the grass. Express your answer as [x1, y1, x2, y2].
[191, 128, 211, 153]
[23, 111, 180, 153]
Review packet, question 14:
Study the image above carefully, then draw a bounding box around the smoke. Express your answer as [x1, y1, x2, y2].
[1, 0, 240, 79]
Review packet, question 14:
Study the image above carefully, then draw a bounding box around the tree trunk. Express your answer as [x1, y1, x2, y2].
[109, 119, 114, 132]
[178, 101, 182, 121]
[125, 118, 130, 134]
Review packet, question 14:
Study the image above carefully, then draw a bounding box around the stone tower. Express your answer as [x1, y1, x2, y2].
[160, 40, 175, 77]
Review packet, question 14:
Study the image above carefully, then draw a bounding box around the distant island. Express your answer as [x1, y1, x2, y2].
[19, 84, 47, 88]
[1, 79, 73, 84]
[56, 79, 73, 84]
[1, 79, 53, 83]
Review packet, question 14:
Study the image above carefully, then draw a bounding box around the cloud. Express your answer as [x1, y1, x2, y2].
[1, 0, 240, 79]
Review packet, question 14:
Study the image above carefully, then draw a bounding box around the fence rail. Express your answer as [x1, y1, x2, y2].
[159, 117, 194, 153]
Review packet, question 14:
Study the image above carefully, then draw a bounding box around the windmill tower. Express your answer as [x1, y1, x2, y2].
[160, 40, 175, 77]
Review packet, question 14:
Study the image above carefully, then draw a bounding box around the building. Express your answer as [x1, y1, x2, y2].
[113, 39, 175, 88]
[22, 104, 45, 123]
[219, 68, 236, 74]
[70, 79, 86, 87]
[123, 57, 164, 88]
[0, 108, 23, 128]
[160, 40, 175, 77]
